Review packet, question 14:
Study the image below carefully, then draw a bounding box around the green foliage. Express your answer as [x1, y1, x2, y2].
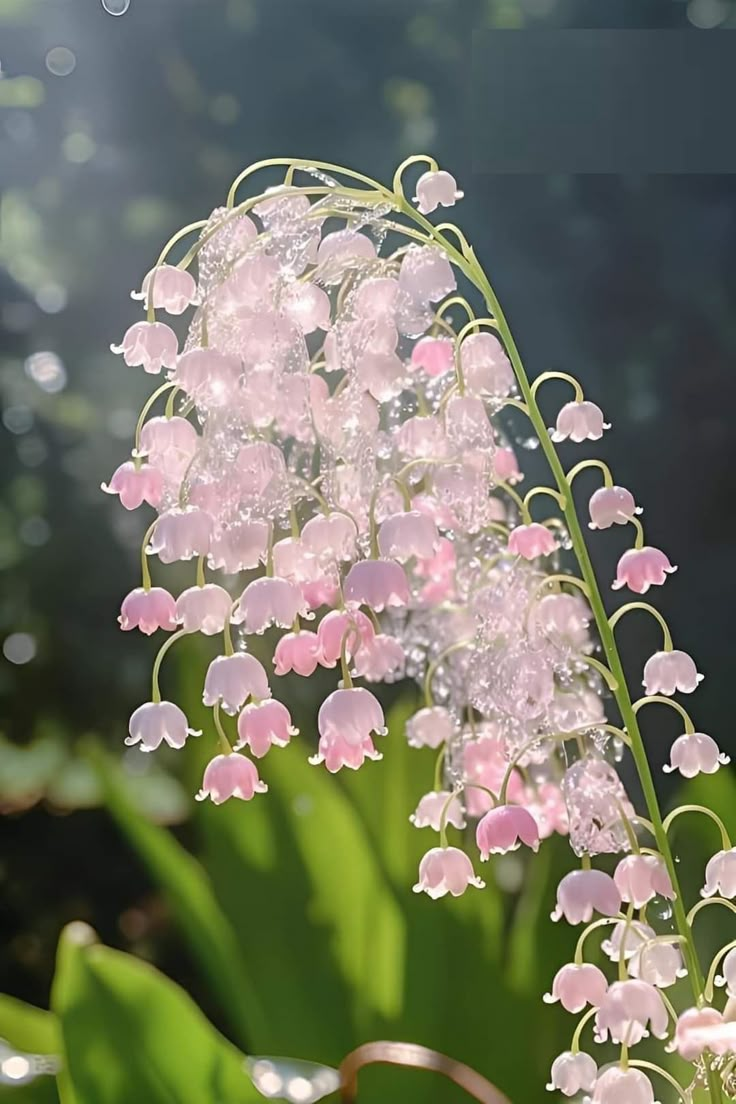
[0, 995, 59, 1104]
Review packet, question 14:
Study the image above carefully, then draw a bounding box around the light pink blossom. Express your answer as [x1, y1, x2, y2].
[236, 699, 297, 758]
[102, 461, 163, 510]
[203, 653, 270, 714]
[410, 790, 466, 831]
[664, 732, 729, 778]
[594, 979, 668, 1045]
[546, 1052, 597, 1097]
[119, 587, 177, 634]
[208, 519, 271, 574]
[176, 584, 232, 635]
[476, 805, 540, 859]
[300, 512, 358, 562]
[410, 336, 454, 377]
[378, 511, 439, 562]
[195, 753, 267, 805]
[614, 854, 674, 908]
[702, 848, 736, 898]
[126, 701, 200, 752]
[508, 523, 557, 560]
[413, 170, 463, 215]
[543, 963, 609, 1013]
[352, 634, 405, 682]
[551, 869, 622, 924]
[111, 320, 178, 374]
[316, 609, 374, 668]
[174, 347, 242, 407]
[612, 546, 677, 594]
[459, 332, 514, 398]
[138, 416, 199, 479]
[148, 507, 213, 563]
[590, 1067, 656, 1104]
[642, 649, 703, 695]
[406, 706, 454, 749]
[273, 631, 321, 677]
[413, 846, 484, 899]
[309, 729, 382, 773]
[233, 577, 308, 634]
[588, 485, 641, 530]
[343, 559, 410, 611]
[318, 687, 386, 748]
[398, 245, 456, 304]
[132, 264, 197, 314]
[673, 1006, 734, 1060]
[550, 400, 610, 443]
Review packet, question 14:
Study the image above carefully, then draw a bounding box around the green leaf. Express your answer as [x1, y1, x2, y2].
[90, 749, 263, 1047]
[51, 924, 260, 1104]
[0, 995, 59, 1104]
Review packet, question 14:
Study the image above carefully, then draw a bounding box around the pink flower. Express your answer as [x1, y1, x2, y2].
[410, 790, 466, 831]
[413, 170, 464, 215]
[613, 855, 674, 908]
[398, 245, 456, 305]
[642, 649, 703, 695]
[271, 539, 318, 583]
[300, 513, 358, 562]
[316, 228, 376, 278]
[148, 507, 213, 563]
[318, 687, 386, 749]
[475, 805, 540, 859]
[673, 1006, 735, 1060]
[195, 753, 267, 805]
[550, 400, 610, 443]
[174, 348, 242, 408]
[444, 394, 493, 449]
[664, 732, 730, 778]
[594, 979, 668, 1045]
[126, 701, 200, 752]
[138, 416, 199, 479]
[282, 282, 331, 334]
[343, 559, 410, 611]
[410, 336, 454, 377]
[175, 584, 232, 635]
[413, 847, 484, 899]
[232, 577, 308, 634]
[102, 461, 163, 510]
[551, 869, 622, 924]
[590, 1067, 656, 1104]
[628, 940, 684, 989]
[310, 729, 382, 773]
[377, 511, 439, 562]
[612, 546, 677, 594]
[702, 848, 736, 898]
[273, 631, 321, 677]
[544, 963, 608, 1013]
[492, 445, 522, 484]
[507, 523, 557, 560]
[415, 536, 457, 603]
[352, 634, 405, 682]
[316, 609, 374, 667]
[208, 519, 271, 574]
[110, 320, 178, 374]
[236, 699, 298, 758]
[118, 587, 177, 634]
[406, 706, 454, 749]
[132, 264, 197, 314]
[459, 332, 514, 398]
[203, 653, 270, 714]
[547, 1052, 597, 1097]
[588, 485, 641, 530]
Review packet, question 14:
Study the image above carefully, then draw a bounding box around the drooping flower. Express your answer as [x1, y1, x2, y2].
[195, 753, 267, 805]
[410, 790, 466, 831]
[316, 609, 374, 668]
[118, 587, 177, 634]
[126, 701, 200, 752]
[343, 559, 410, 611]
[543, 963, 609, 1013]
[352, 633, 405, 682]
[551, 869, 622, 924]
[588, 485, 641, 530]
[111, 320, 178, 374]
[102, 461, 163, 510]
[546, 1051, 597, 1097]
[589, 1067, 656, 1104]
[613, 854, 674, 908]
[377, 511, 439, 562]
[413, 170, 463, 215]
[317, 688, 386, 748]
[203, 653, 270, 714]
[642, 649, 703, 695]
[672, 1006, 733, 1060]
[175, 584, 233, 635]
[702, 848, 736, 898]
[406, 706, 454, 749]
[273, 631, 321, 677]
[236, 699, 298, 758]
[550, 400, 610, 443]
[148, 507, 213, 564]
[594, 979, 669, 1045]
[475, 805, 540, 859]
[232, 577, 308, 634]
[412, 847, 484, 899]
[663, 732, 730, 778]
[507, 523, 557, 560]
[612, 546, 677, 594]
[131, 264, 197, 314]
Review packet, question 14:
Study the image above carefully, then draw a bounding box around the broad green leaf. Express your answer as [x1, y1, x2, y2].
[91, 749, 262, 1047]
[0, 995, 59, 1104]
[51, 924, 260, 1104]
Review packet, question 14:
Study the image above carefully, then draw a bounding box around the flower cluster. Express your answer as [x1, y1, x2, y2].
[107, 157, 734, 1102]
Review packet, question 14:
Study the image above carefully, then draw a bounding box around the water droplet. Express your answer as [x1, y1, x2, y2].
[3, 632, 36, 665]
[101, 0, 130, 13]
[649, 895, 673, 921]
[45, 46, 76, 77]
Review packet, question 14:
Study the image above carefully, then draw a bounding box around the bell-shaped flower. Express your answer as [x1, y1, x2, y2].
[236, 699, 297, 758]
[148, 507, 213, 563]
[203, 653, 270, 714]
[614, 854, 674, 908]
[612, 546, 677, 594]
[132, 264, 197, 314]
[601, 919, 653, 964]
[642, 649, 703, 695]
[551, 869, 622, 924]
[410, 336, 454, 377]
[300, 512, 358, 562]
[702, 847, 736, 898]
[378, 511, 439, 562]
[195, 753, 267, 805]
[352, 633, 405, 682]
[413, 170, 463, 215]
[138, 416, 199, 480]
[588, 485, 641, 530]
[232, 577, 308, 634]
[176, 584, 232, 635]
[309, 729, 382, 773]
[111, 320, 178, 374]
[492, 445, 522, 484]
[664, 732, 729, 778]
[444, 394, 494, 449]
[316, 609, 374, 667]
[343, 559, 409, 611]
[282, 282, 331, 334]
[174, 348, 242, 408]
[406, 706, 455, 749]
[410, 790, 466, 831]
[594, 979, 668, 1045]
[628, 938, 685, 989]
[543, 963, 609, 1013]
[273, 631, 321, 677]
[102, 461, 163, 510]
[318, 688, 386, 749]
[119, 587, 177, 635]
[398, 246, 456, 304]
[508, 523, 557, 560]
[716, 946, 736, 998]
[550, 400, 610, 443]
[546, 1052, 597, 1097]
[413, 846, 484, 899]
[476, 805, 540, 859]
[126, 701, 200, 752]
[208, 519, 271, 574]
[673, 1006, 736, 1060]
[316, 228, 376, 280]
[459, 332, 514, 398]
[590, 1067, 657, 1104]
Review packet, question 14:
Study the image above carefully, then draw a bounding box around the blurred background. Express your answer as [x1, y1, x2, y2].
[2, 0, 736, 1101]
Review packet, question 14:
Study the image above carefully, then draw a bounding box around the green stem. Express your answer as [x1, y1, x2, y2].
[151, 629, 188, 703]
[608, 602, 674, 651]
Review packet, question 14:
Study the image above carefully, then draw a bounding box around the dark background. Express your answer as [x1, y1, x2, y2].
[1, 0, 735, 1062]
